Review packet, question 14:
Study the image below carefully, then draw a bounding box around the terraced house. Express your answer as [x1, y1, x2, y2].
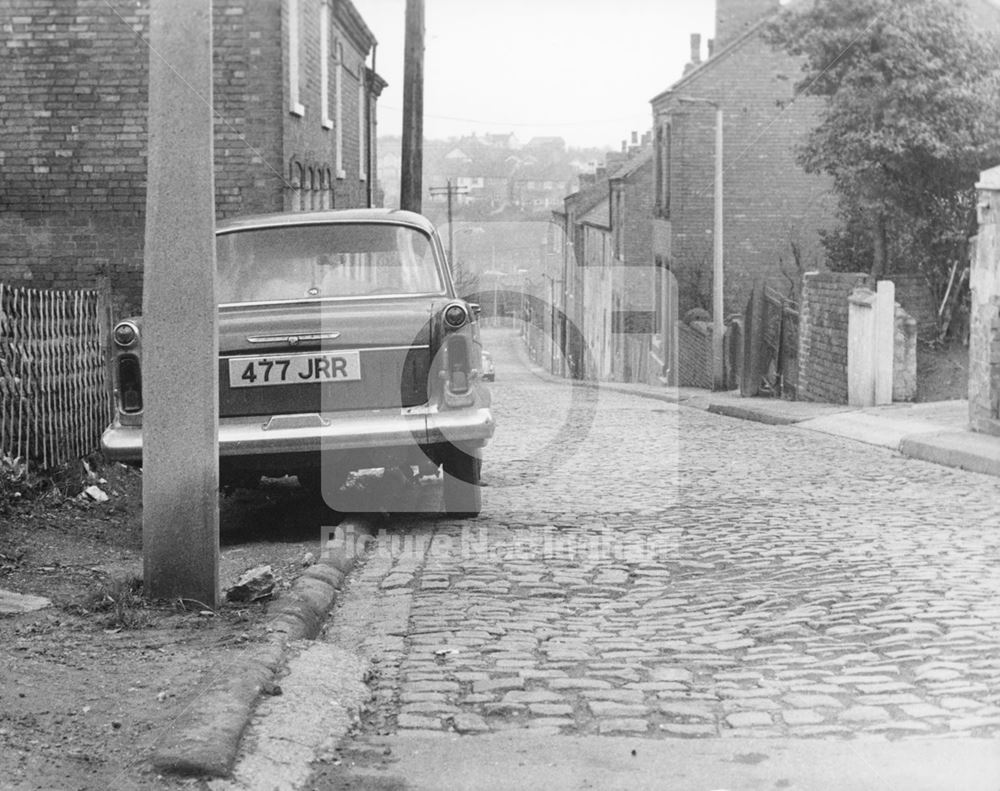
[0, 0, 386, 314]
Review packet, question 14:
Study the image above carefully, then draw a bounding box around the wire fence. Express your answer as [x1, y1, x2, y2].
[0, 283, 113, 471]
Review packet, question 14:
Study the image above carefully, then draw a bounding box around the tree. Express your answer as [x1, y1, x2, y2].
[764, 0, 1000, 315]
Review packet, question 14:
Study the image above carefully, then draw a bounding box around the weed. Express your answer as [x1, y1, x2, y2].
[88, 576, 150, 630]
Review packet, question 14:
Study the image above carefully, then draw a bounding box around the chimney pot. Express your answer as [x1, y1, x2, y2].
[631, 131, 639, 145]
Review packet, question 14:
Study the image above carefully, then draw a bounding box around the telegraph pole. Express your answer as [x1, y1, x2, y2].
[400, 0, 424, 212]
[429, 179, 469, 265]
[143, 0, 219, 606]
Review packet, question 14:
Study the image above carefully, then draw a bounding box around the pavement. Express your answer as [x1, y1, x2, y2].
[684, 390, 1000, 478]
[330, 732, 1000, 791]
[519, 348, 1000, 478]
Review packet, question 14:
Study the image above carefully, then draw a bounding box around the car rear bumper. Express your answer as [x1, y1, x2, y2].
[101, 406, 495, 464]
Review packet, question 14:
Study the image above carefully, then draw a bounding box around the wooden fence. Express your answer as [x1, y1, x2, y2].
[741, 283, 800, 399]
[0, 283, 113, 470]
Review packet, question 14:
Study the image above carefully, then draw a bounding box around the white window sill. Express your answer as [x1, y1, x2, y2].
[289, 102, 305, 117]
[322, 119, 333, 130]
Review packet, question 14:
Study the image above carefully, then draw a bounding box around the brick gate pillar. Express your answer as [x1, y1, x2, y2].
[969, 165, 1000, 435]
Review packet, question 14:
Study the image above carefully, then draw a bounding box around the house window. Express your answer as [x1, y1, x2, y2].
[287, 0, 305, 116]
[358, 80, 366, 181]
[308, 166, 317, 210]
[320, 1, 333, 129]
[335, 40, 345, 178]
[655, 120, 671, 218]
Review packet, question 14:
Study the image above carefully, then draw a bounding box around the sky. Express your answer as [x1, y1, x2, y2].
[351, 0, 717, 150]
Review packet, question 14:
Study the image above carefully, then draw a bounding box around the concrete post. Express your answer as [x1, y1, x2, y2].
[874, 280, 895, 406]
[848, 288, 876, 407]
[142, 0, 219, 607]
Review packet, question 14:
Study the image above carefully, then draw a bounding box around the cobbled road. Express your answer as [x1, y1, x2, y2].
[322, 327, 1000, 749]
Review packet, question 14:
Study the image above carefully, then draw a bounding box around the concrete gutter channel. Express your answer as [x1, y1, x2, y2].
[150, 517, 377, 778]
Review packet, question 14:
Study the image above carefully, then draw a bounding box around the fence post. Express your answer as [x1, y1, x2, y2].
[741, 281, 764, 396]
[97, 277, 115, 416]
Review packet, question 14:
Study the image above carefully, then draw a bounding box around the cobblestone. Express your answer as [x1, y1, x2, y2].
[324, 330, 1000, 742]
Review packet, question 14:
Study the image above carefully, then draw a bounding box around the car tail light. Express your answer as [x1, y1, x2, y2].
[443, 302, 469, 329]
[446, 336, 471, 394]
[437, 302, 475, 406]
[118, 355, 143, 413]
[113, 320, 139, 348]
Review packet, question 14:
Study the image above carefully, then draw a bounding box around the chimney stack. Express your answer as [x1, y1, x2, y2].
[689, 33, 702, 65]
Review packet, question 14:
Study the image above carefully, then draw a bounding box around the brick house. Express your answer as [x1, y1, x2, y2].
[649, 0, 836, 325]
[651, 0, 1000, 336]
[0, 0, 385, 314]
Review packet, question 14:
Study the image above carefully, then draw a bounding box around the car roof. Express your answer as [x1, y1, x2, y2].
[216, 208, 439, 235]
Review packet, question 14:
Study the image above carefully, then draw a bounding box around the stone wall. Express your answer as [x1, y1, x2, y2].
[969, 166, 1000, 435]
[797, 271, 872, 403]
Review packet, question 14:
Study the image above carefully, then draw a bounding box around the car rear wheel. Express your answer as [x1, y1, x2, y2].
[442, 447, 482, 517]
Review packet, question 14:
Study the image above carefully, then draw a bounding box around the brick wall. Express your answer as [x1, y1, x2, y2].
[797, 271, 872, 403]
[1, 0, 377, 315]
[0, 0, 152, 312]
[652, 30, 837, 316]
[882, 273, 937, 340]
[214, 0, 285, 219]
[621, 156, 655, 313]
[893, 305, 917, 402]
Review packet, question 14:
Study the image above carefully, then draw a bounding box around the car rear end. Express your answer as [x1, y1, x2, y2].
[102, 210, 493, 511]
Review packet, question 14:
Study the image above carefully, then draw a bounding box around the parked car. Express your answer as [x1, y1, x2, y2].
[101, 209, 494, 516]
[480, 350, 495, 382]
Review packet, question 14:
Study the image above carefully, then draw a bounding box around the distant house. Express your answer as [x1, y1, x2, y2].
[0, 0, 385, 313]
[551, 144, 656, 382]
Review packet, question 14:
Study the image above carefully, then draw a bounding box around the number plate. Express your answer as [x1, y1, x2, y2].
[228, 351, 361, 388]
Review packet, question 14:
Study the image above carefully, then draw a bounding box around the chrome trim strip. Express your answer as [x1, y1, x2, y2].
[246, 332, 341, 344]
[221, 344, 431, 357]
[219, 291, 448, 309]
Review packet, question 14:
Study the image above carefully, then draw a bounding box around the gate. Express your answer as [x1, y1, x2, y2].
[741, 282, 799, 399]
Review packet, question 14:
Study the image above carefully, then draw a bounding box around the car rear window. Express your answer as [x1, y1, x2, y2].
[216, 223, 446, 303]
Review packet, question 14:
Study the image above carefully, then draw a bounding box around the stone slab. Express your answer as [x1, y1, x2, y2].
[0, 589, 51, 615]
